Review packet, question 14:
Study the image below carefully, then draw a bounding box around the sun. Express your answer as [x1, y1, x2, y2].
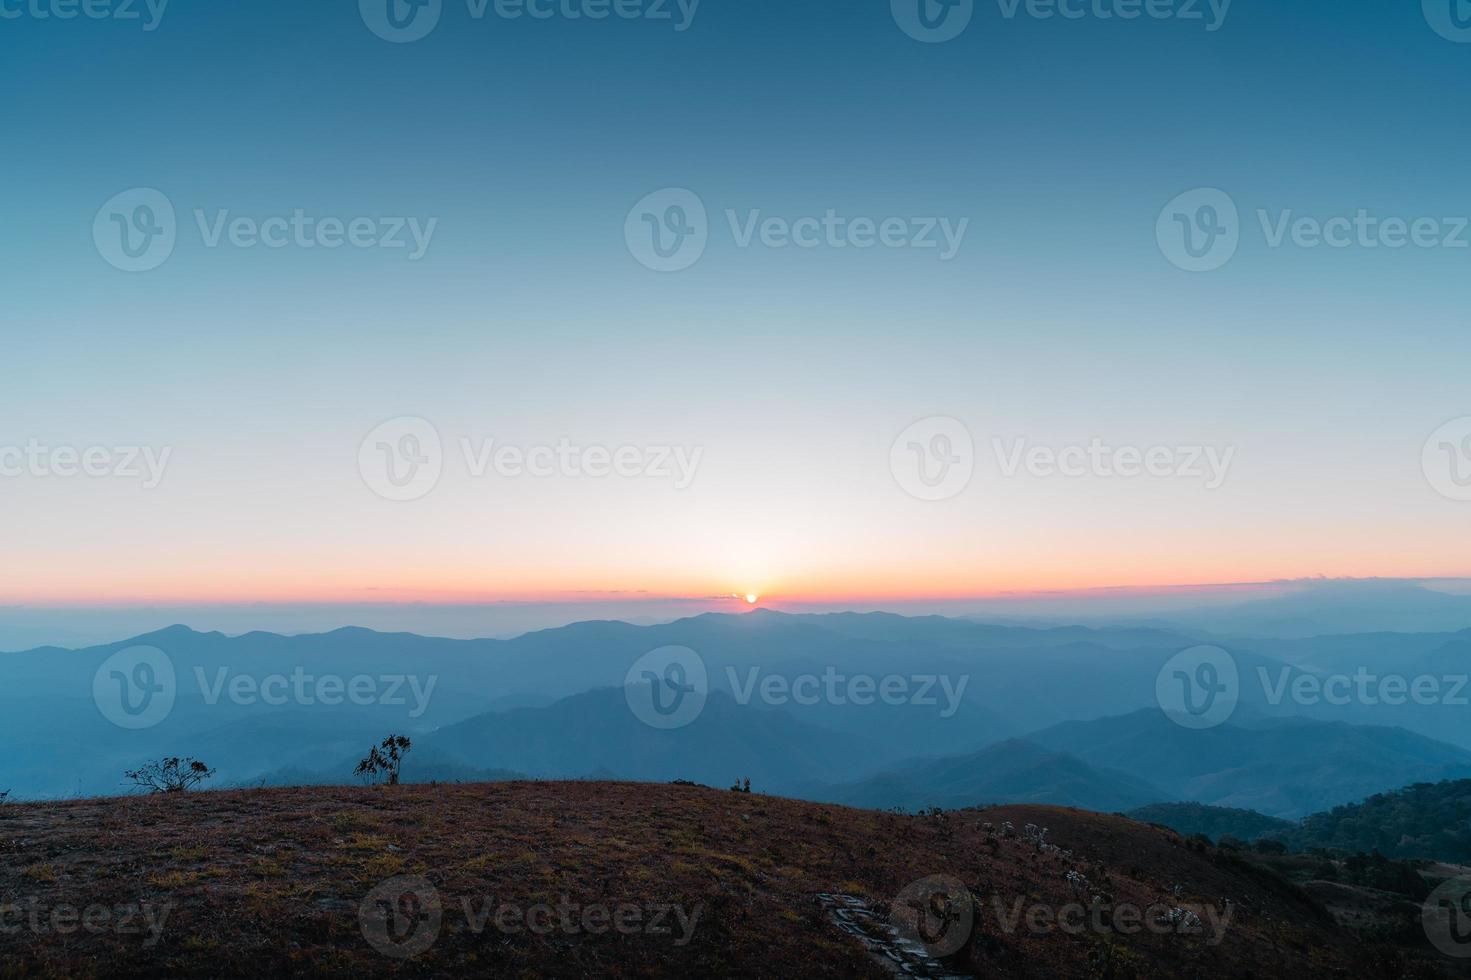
[745, 593, 759, 605]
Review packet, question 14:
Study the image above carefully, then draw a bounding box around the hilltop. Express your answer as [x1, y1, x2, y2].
[0, 780, 1456, 978]
[1127, 803, 1297, 843]
[1126, 780, 1471, 866]
[1273, 780, 1471, 862]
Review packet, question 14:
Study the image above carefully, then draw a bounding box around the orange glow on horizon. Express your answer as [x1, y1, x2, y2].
[5, 487, 1468, 607]
[5, 567, 1470, 608]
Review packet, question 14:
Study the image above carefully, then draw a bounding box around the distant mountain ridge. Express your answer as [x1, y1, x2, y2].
[7, 609, 1471, 806]
[1027, 709, 1471, 818]
[810, 738, 1166, 813]
[1126, 802, 1296, 842]
[425, 687, 887, 791]
[1126, 581, 1471, 639]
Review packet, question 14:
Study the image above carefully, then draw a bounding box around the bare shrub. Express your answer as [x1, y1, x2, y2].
[125, 757, 215, 794]
[355, 735, 412, 786]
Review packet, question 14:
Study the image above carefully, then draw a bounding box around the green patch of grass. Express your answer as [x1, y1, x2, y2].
[338, 833, 392, 853]
[22, 864, 58, 883]
[170, 846, 209, 863]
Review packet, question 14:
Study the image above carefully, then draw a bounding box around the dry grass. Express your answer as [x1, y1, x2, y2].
[0, 782, 1443, 978]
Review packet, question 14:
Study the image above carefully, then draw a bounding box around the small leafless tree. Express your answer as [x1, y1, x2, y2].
[355, 735, 412, 786]
[125, 757, 215, 794]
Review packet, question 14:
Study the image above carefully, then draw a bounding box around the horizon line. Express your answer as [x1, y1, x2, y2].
[2, 574, 1469, 610]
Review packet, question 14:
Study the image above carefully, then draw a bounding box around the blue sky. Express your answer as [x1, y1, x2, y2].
[1, 0, 1469, 611]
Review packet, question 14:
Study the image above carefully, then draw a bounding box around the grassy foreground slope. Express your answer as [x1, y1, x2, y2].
[0, 781, 1447, 978]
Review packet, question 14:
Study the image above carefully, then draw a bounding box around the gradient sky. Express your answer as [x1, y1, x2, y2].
[2, 0, 1469, 607]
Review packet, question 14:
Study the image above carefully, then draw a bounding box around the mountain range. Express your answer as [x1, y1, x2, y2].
[6, 608, 1471, 822]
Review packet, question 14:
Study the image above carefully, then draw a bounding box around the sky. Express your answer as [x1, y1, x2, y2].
[2, 0, 1469, 614]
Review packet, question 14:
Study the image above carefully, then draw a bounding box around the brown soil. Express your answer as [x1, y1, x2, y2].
[0, 782, 1453, 978]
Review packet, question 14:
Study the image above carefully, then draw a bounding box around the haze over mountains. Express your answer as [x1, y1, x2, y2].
[6, 578, 1469, 651]
[8, 583, 1471, 825]
[1124, 579, 1471, 638]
